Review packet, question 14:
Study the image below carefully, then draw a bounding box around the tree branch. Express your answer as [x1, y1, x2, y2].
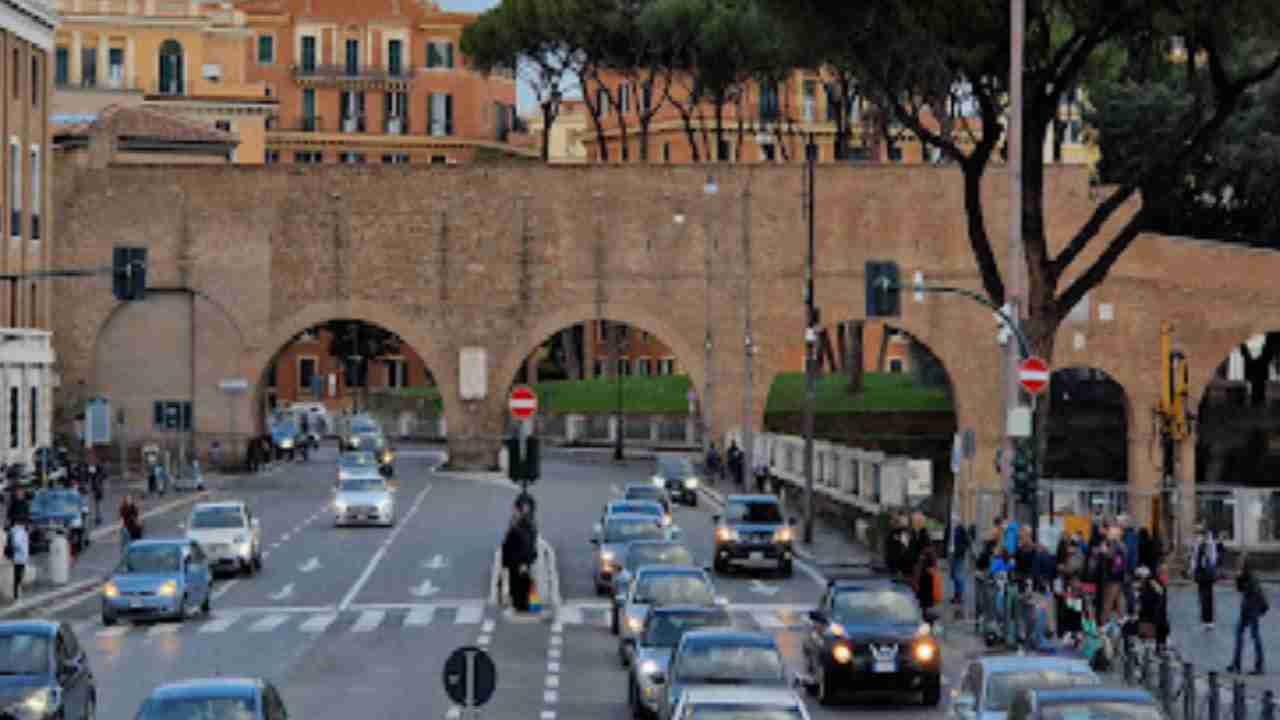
[1051, 182, 1140, 276]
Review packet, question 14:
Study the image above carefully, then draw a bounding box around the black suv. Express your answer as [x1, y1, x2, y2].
[652, 456, 699, 506]
[711, 494, 795, 576]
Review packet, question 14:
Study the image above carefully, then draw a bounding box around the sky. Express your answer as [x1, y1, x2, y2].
[439, 0, 540, 112]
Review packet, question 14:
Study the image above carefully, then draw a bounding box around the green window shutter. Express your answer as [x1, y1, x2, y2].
[445, 43, 454, 68]
[427, 93, 435, 134]
[445, 94, 453, 135]
[427, 43, 440, 68]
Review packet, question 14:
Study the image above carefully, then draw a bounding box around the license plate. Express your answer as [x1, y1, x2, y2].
[873, 660, 895, 673]
[750, 551, 763, 561]
[129, 598, 142, 609]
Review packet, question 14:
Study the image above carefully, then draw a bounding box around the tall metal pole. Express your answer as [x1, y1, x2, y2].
[1007, 0, 1028, 528]
[741, 184, 754, 478]
[614, 328, 624, 461]
[702, 177, 718, 467]
[803, 135, 818, 545]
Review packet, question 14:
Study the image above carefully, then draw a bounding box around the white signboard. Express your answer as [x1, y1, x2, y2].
[328, 373, 337, 398]
[219, 378, 249, 393]
[459, 347, 487, 400]
[906, 459, 932, 497]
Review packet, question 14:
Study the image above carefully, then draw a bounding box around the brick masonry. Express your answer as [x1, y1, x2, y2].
[48, 162, 1280, 525]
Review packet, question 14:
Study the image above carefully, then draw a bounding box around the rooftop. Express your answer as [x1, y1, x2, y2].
[53, 105, 236, 145]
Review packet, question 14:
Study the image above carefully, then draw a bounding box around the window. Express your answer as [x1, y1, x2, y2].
[340, 153, 365, 164]
[889, 358, 904, 373]
[344, 39, 359, 75]
[29, 387, 36, 447]
[717, 140, 731, 161]
[30, 57, 39, 107]
[265, 150, 280, 165]
[298, 357, 317, 392]
[618, 358, 631, 376]
[29, 148, 39, 241]
[595, 87, 610, 115]
[382, 154, 409, 164]
[758, 84, 779, 122]
[618, 83, 630, 113]
[107, 48, 123, 88]
[10, 142, 21, 240]
[7, 388, 16, 448]
[803, 80, 817, 123]
[662, 143, 670, 163]
[428, 93, 453, 136]
[214, 121, 231, 133]
[385, 92, 407, 133]
[387, 39, 403, 76]
[257, 35, 274, 64]
[430, 155, 447, 164]
[302, 88, 317, 129]
[300, 36, 316, 72]
[340, 90, 366, 132]
[11, 48, 17, 98]
[294, 152, 321, 163]
[593, 359, 605, 377]
[761, 143, 776, 162]
[636, 358, 651, 376]
[385, 359, 406, 388]
[158, 39, 184, 95]
[79, 47, 95, 87]
[658, 358, 674, 375]
[54, 48, 68, 86]
[152, 401, 193, 431]
[426, 41, 453, 69]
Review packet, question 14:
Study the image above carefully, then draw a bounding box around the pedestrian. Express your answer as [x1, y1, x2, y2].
[906, 512, 930, 574]
[914, 547, 941, 624]
[1189, 526, 1220, 629]
[1227, 555, 1267, 675]
[950, 522, 972, 606]
[726, 441, 743, 487]
[705, 443, 721, 484]
[8, 520, 28, 600]
[1137, 527, 1161, 573]
[501, 501, 535, 612]
[884, 514, 911, 578]
[1128, 565, 1170, 652]
[119, 494, 141, 553]
[5, 489, 28, 528]
[1099, 539, 1127, 625]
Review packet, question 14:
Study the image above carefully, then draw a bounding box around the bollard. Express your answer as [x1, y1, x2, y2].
[1232, 681, 1246, 720]
[1160, 653, 1173, 712]
[1262, 690, 1275, 720]
[1185, 663, 1197, 720]
[1209, 672, 1221, 720]
[47, 535, 70, 585]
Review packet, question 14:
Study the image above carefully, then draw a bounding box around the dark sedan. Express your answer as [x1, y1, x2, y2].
[134, 677, 289, 720]
[652, 456, 700, 506]
[0, 621, 95, 720]
[28, 490, 90, 553]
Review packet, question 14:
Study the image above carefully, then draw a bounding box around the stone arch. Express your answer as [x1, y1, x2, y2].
[247, 299, 459, 444]
[1043, 366, 1132, 484]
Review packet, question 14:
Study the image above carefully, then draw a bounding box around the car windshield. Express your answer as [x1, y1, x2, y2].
[121, 546, 182, 574]
[351, 421, 378, 434]
[832, 589, 922, 625]
[0, 633, 49, 675]
[340, 453, 377, 468]
[659, 458, 694, 477]
[32, 493, 80, 514]
[626, 544, 693, 570]
[613, 503, 661, 517]
[676, 644, 786, 683]
[273, 423, 297, 435]
[605, 518, 664, 543]
[190, 507, 244, 530]
[726, 501, 782, 524]
[644, 611, 731, 646]
[340, 477, 386, 492]
[635, 574, 714, 605]
[690, 707, 803, 720]
[626, 487, 665, 502]
[985, 671, 1100, 711]
[1040, 701, 1164, 720]
[135, 697, 257, 720]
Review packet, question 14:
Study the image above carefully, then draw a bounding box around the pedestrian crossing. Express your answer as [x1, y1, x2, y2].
[554, 601, 812, 631]
[79, 602, 488, 639]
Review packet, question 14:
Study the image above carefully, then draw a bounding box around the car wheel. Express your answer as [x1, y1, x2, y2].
[241, 559, 254, 577]
[611, 607, 619, 636]
[201, 590, 211, 615]
[689, 494, 698, 508]
[100, 612, 115, 627]
[816, 663, 836, 706]
[921, 677, 942, 706]
[253, 551, 263, 571]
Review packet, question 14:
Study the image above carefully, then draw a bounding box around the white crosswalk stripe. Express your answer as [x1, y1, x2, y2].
[146, 623, 179, 637]
[199, 614, 239, 633]
[351, 610, 384, 632]
[299, 613, 337, 633]
[248, 614, 290, 632]
[454, 604, 483, 625]
[405, 607, 435, 627]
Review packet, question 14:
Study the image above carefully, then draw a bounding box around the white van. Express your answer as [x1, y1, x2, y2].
[284, 403, 332, 443]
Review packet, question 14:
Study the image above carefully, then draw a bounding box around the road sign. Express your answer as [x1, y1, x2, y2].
[509, 386, 538, 420]
[218, 378, 248, 394]
[443, 646, 497, 708]
[1018, 356, 1050, 395]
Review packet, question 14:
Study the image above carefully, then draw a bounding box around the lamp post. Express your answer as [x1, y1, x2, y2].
[613, 327, 625, 461]
[702, 176, 719, 464]
[741, 182, 755, 479]
[803, 133, 818, 545]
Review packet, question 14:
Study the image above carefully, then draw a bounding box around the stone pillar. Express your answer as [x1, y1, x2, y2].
[126, 36, 136, 90]
[97, 35, 108, 88]
[70, 32, 82, 85]
[445, 397, 504, 470]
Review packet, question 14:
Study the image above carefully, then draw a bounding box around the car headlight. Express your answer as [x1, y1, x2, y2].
[379, 500, 392, 512]
[600, 551, 615, 563]
[828, 622, 847, 637]
[652, 476, 664, 487]
[832, 643, 853, 664]
[773, 527, 793, 543]
[661, 514, 672, 527]
[914, 640, 937, 662]
[335, 500, 348, 512]
[684, 477, 698, 488]
[916, 622, 932, 637]
[20, 688, 56, 715]
[348, 437, 360, 446]
[157, 580, 178, 598]
[640, 660, 659, 677]
[102, 581, 119, 598]
[280, 439, 294, 449]
[715, 527, 738, 542]
[382, 452, 394, 463]
[628, 616, 643, 633]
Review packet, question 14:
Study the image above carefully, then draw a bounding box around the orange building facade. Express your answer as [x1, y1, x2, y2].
[241, 0, 527, 165]
[264, 327, 433, 414]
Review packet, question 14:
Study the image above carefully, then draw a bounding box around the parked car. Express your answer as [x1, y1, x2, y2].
[0, 621, 95, 720]
[28, 489, 90, 553]
[653, 455, 700, 506]
[101, 540, 213, 626]
[182, 501, 263, 576]
[712, 494, 796, 577]
[134, 677, 289, 720]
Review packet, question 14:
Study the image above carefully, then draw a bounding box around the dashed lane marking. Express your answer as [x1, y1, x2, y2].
[248, 614, 290, 632]
[405, 607, 434, 626]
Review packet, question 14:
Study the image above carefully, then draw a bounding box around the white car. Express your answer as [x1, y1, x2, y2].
[670, 686, 811, 720]
[182, 501, 263, 576]
[333, 471, 395, 526]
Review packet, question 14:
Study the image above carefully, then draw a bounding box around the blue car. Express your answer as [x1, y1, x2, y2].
[0, 621, 96, 720]
[101, 540, 213, 626]
[29, 489, 90, 553]
[134, 677, 289, 720]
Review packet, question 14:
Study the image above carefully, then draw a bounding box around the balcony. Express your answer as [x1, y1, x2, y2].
[384, 116, 408, 135]
[293, 116, 322, 132]
[290, 64, 416, 89]
[340, 114, 366, 133]
[56, 73, 140, 93]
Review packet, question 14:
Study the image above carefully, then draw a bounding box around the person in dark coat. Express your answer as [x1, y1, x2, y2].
[950, 523, 972, 606]
[502, 502, 535, 612]
[726, 442, 744, 487]
[1228, 556, 1267, 675]
[1189, 526, 1220, 629]
[1137, 528, 1161, 573]
[5, 489, 28, 527]
[1129, 566, 1170, 652]
[914, 548, 940, 623]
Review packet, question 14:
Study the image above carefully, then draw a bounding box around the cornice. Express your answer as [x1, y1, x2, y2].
[1, 0, 59, 50]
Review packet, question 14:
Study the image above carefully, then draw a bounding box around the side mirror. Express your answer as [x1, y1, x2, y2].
[808, 610, 826, 625]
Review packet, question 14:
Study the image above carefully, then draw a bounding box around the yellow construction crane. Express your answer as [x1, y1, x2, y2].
[1156, 321, 1191, 545]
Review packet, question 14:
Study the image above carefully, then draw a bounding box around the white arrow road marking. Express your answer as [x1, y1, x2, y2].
[410, 579, 440, 598]
[299, 557, 321, 573]
[269, 583, 295, 601]
[422, 554, 449, 570]
[749, 580, 780, 596]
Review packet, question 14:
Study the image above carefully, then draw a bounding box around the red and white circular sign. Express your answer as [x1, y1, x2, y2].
[509, 386, 538, 420]
[1018, 356, 1051, 395]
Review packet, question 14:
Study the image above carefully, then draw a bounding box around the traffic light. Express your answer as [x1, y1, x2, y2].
[112, 247, 147, 301]
[865, 261, 900, 317]
[1011, 442, 1038, 503]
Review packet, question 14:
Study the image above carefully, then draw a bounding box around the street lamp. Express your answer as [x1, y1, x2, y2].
[614, 328, 626, 461]
[702, 176, 718, 464]
[802, 134, 818, 545]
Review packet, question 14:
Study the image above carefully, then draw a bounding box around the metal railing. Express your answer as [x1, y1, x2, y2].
[290, 64, 416, 83]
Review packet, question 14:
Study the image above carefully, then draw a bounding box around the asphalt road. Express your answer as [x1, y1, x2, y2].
[37, 449, 972, 720]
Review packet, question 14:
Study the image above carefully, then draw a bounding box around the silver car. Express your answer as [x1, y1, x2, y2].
[670, 686, 812, 720]
[591, 513, 668, 595]
[332, 472, 396, 527]
[617, 566, 723, 666]
[627, 606, 733, 720]
[950, 655, 1099, 720]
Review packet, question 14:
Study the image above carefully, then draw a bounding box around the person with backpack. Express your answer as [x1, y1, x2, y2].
[1189, 526, 1220, 629]
[1098, 539, 1128, 625]
[1227, 555, 1267, 675]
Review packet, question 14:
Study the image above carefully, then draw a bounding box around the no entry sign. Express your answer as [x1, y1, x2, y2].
[1019, 356, 1050, 395]
[509, 386, 538, 420]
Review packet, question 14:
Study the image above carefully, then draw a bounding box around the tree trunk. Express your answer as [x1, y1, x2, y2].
[847, 320, 864, 393]
[714, 99, 726, 161]
[541, 104, 553, 163]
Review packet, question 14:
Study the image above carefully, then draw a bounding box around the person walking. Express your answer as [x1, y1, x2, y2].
[1131, 566, 1170, 652]
[950, 523, 972, 607]
[119, 494, 141, 554]
[726, 441, 743, 487]
[88, 462, 104, 527]
[5, 489, 28, 528]
[1100, 539, 1127, 625]
[1227, 555, 1267, 675]
[8, 521, 28, 600]
[502, 501, 535, 612]
[1189, 526, 1220, 629]
[914, 548, 941, 624]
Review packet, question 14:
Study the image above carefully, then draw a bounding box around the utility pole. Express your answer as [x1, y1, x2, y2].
[803, 134, 818, 545]
[702, 176, 718, 465]
[1158, 322, 1190, 549]
[741, 183, 755, 476]
[1006, 0, 1028, 528]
